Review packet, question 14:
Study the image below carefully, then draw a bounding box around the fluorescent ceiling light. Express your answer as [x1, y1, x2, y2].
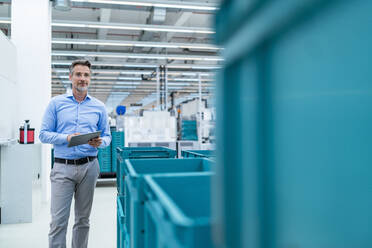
[71, 0, 218, 11]
[112, 85, 137, 89]
[167, 72, 213, 77]
[54, 75, 140, 80]
[0, 18, 10, 24]
[52, 60, 158, 68]
[117, 77, 142, 81]
[52, 60, 221, 69]
[52, 80, 213, 87]
[167, 83, 190, 87]
[52, 20, 214, 34]
[53, 75, 214, 82]
[52, 38, 221, 50]
[52, 51, 223, 61]
[100, 82, 142, 85]
[53, 69, 154, 75]
[53, 69, 214, 77]
[3, 18, 215, 35]
[149, 77, 213, 82]
[171, 78, 213, 82]
[167, 65, 221, 70]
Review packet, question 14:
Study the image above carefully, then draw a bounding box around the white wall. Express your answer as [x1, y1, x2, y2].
[11, 0, 52, 203]
[0, 32, 18, 140]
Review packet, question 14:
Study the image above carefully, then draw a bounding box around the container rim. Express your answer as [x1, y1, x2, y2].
[143, 173, 212, 227]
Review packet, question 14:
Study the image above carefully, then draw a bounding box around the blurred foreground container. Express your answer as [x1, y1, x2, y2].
[215, 0, 372, 247]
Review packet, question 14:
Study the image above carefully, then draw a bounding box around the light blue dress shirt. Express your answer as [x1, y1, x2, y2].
[40, 93, 111, 159]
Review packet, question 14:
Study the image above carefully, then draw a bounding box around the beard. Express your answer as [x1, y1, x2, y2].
[75, 85, 88, 93]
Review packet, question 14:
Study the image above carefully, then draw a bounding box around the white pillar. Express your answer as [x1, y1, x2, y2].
[11, 0, 52, 203]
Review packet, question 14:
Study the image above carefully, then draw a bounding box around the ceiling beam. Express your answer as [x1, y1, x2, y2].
[166, 12, 193, 42]
[97, 8, 112, 50]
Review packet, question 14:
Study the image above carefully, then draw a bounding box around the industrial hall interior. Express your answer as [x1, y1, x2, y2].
[1, 0, 372, 248]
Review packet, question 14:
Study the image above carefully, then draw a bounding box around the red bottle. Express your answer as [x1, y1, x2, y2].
[19, 120, 35, 144]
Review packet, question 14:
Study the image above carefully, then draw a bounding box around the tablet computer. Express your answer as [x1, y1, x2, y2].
[67, 131, 101, 147]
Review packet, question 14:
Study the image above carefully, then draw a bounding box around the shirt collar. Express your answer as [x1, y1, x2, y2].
[66, 92, 91, 101]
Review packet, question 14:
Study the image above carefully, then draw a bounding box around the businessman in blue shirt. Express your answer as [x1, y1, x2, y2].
[40, 60, 111, 248]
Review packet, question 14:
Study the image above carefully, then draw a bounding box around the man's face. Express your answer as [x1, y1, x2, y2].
[69, 65, 91, 93]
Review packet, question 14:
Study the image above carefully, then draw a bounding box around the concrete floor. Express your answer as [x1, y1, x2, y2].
[0, 182, 117, 248]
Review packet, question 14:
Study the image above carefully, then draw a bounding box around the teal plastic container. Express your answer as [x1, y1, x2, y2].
[116, 147, 177, 195]
[98, 145, 111, 173]
[117, 195, 130, 248]
[143, 174, 213, 248]
[125, 158, 214, 248]
[117, 195, 125, 248]
[181, 150, 215, 158]
[215, 1, 372, 247]
[111, 131, 124, 173]
[181, 120, 198, 140]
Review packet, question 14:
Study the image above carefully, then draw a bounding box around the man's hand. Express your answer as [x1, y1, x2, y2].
[88, 137, 102, 148]
[67, 133, 80, 142]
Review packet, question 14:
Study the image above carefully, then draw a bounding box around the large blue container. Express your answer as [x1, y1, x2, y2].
[124, 158, 214, 248]
[116, 147, 177, 195]
[143, 174, 213, 248]
[181, 150, 215, 158]
[111, 131, 124, 173]
[215, 1, 372, 247]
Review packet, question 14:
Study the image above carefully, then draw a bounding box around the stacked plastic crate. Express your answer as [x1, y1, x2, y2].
[97, 144, 111, 173]
[111, 131, 124, 173]
[181, 120, 198, 140]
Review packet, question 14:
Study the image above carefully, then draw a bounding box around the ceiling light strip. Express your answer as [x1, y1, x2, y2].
[52, 60, 221, 69]
[52, 51, 223, 61]
[52, 20, 214, 34]
[71, 0, 218, 11]
[52, 38, 221, 50]
[0, 17, 11, 24]
[52, 69, 214, 76]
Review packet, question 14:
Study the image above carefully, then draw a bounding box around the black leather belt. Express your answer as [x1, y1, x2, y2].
[54, 156, 97, 165]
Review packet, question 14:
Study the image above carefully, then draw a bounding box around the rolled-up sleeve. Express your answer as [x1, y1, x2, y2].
[39, 100, 68, 145]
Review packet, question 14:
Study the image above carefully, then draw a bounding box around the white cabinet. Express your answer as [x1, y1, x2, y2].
[0, 143, 41, 224]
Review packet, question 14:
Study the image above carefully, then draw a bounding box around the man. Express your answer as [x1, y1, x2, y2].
[40, 60, 111, 248]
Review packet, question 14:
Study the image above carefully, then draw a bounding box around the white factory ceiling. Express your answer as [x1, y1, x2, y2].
[0, 0, 221, 114]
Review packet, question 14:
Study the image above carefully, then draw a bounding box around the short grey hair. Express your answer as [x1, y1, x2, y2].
[69, 60, 92, 74]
